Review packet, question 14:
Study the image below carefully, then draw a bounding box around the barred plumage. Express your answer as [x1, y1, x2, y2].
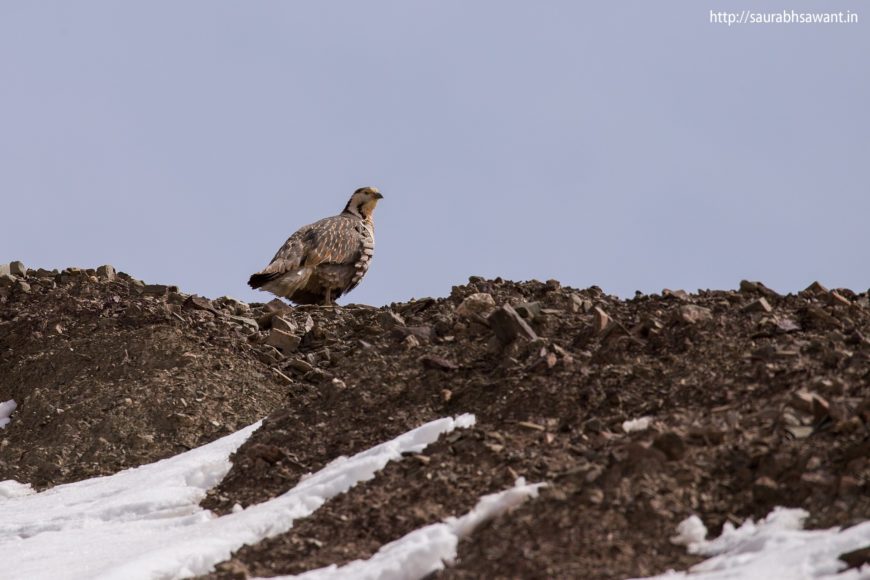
[248, 187, 383, 305]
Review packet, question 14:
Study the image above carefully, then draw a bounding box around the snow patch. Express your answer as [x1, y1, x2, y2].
[269, 477, 545, 580]
[0, 480, 34, 500]
[0, 399, 16, 429]
[638, 507, 870, 579]
[622, 416, 652, 433]
[0, 414, 475, 579]
[670, 515, 708, 547]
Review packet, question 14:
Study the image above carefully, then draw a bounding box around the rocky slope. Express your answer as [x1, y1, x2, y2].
[1, 262, 868, 578]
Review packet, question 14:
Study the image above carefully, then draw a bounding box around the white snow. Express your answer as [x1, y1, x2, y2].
[622, 416, 652, 433]
[9, 402, 865, 580]
[670, 515, 709, 547]
[638, 507, 870, 580]
[0, 480, 34, 499]
[267, 478, 545, 580]
[0, 399, 16, 429]
[0, 413, 476, 579]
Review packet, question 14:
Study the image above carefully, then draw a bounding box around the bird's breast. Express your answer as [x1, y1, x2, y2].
[349, 221, 375, 286]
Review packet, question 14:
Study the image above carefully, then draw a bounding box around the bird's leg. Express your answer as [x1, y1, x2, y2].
[323, 288, 332, 307]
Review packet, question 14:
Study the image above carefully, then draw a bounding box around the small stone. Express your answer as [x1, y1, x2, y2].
[742, 297, 772, 314]
[255, 345, 283, 364]
[662, 289, 689, 301]
[784, 425, 814, 439]
[256, 299, 293, 329]
[830, 291, 851, 307]
[142, 284, 169, 296]
[96, 265, 116, 281]
[752, 476, 780, 502]
[228, 316, 259, 332]
[570, 294, 592, 313]
[677, 305, 713, 324]
[488, 304, 537, 344]
[803, 305, 840, 329]
[802, 281, 829, 297]
[456, 293, 496, 318]
[402, 334, 421, 349]
[9, 261, 27, 277]
[592, 307, 611, 334]
[392, 326, 434, 342]
[285, 358, 315, 373]
[585, 466, 603, 483]
[485, 443, 505, 454]
[800, 471, 835, 489]
[167, 292, 188, 305]
[264, 328, 301, 354]
[271, 316, 297, 334]
[0, 275, 16, 288]
[184, 295, 218, 315]
[133, 433, 154, 446]
[14, 280, 31, 294]
[514, 302, 542, 321]
[263, 298, 292, 314]
[774, 317, 801, 333]
[584, 488, 604, 505]
[738, 280, 757, 293]
[378, 310, 405, 329]
[303, 315, 315, 334]
[248, 443, 285, 464]
[781, 410, 802, 427]
[543, 351, 558, 368]
[739, 280, 781, 299]
[622, 417, 652, 433]
[420, 355, 457, 371]
[789, 391, 828, 417]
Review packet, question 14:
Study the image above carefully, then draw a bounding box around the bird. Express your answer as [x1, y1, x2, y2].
[248, 187, 384, 306]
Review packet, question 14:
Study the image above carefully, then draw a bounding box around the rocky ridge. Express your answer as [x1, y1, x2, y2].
[1, 262, 868, 578]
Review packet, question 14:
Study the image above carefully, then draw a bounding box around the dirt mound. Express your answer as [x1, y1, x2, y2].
[0, 264, 287, 488]
[2, 264, 868, 578]
[201, 277, 869, 578]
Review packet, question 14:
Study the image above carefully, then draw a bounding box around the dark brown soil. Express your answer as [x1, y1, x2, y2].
[2, 265, 868, 578]
[214, 433, 515, 578]
[0, 266, 287, 488]
[202, 277, 869, 579]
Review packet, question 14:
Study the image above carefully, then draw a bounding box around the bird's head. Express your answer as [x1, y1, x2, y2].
[343, 186, 383, 220]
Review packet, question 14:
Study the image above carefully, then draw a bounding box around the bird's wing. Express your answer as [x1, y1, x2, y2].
[262, 216, 359, 275]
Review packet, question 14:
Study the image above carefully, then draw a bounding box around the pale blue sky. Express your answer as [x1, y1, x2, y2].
[2, 1, 868, 305]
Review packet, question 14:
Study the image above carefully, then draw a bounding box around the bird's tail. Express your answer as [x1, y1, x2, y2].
[249, 266, 312, 297]
[248, 272, 281, 289]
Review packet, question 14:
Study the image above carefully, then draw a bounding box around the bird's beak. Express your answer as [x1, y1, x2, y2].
[374, 192, 384, 200]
